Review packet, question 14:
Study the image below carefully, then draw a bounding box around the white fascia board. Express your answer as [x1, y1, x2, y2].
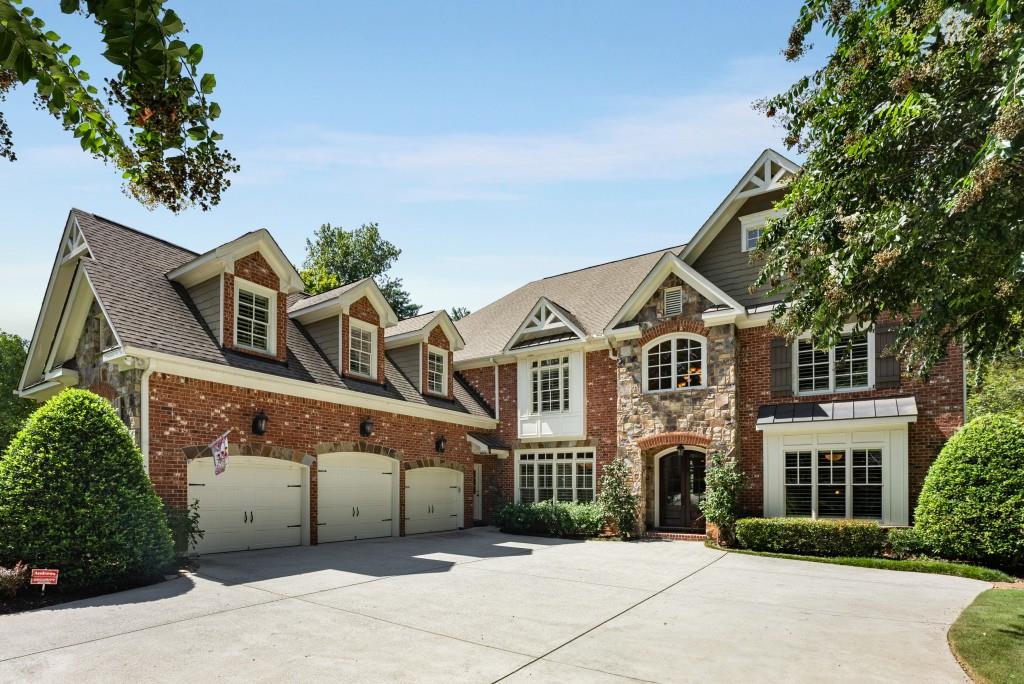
[168, 229, 305, 293]
[44, 366, 79, 385]
[125, 346, 498, 429]
[384, 311, 466, 351]
[503, 297, 587, 354]
[18, 380, 62, 401]
[455, 337, 608, 369]
[701, 310, 739, 327]
[337, 279, 399, 327]
[736, 305, 782, 329]
[756, 415, 917, 434]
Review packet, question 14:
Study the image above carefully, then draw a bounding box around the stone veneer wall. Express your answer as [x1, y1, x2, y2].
[74, 302, 144, 445]
[613, 274, 738, 528]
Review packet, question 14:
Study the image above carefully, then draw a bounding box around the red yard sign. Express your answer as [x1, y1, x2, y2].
[30, 569, 59, 586]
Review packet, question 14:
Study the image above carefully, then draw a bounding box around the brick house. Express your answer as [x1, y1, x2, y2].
[19, 149, 964, 553]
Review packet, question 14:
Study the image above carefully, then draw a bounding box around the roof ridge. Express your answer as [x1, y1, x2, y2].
[76, 209, 199, 256]
[541, 243, 686, 281]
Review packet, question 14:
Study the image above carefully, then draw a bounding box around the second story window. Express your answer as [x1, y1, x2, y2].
[531, 356, 569, 413]
[427, 347, 447, 395]
[236, 287, 272, 353]
[348, 321, 376, 378]
[795, 332, 871, 394]
[642, 333, 707, 392]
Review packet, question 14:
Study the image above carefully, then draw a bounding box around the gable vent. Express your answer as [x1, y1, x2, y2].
[663, 287, 683, 316]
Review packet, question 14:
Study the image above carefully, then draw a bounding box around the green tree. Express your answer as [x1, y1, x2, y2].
[301, 222, 421, 319]
[967, 350, 1024, 420]
[0, 389, 174, 591]
[698, 451, 744, 546]
[757, 1, 1024, 374]
[0, 0, 237, 211]
[0, 330, 34, 453]
[598, 457, 639, 539]
[449, 306, 470, 321]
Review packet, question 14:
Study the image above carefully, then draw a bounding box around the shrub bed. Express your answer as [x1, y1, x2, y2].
[496, 501, 606, 538]
[886, 526, 931, 560]
[735, 518, 887, 557]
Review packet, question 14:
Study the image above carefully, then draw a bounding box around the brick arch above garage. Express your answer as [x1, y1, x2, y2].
[403, 457, 464, 472]
[181, 442, 314, 466]
[314, 440, 405, 461]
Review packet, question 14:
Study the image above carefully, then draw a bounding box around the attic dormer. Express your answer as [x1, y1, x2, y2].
[168, 230, 305, 363]
[504, 297, 585, 353]
[384, 311, 465, 400]
[289, 278, 398, 385]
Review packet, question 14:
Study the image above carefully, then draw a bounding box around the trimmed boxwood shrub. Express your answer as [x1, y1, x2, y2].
[735, 518, 887, 557]
[886, 527, 931, 560]
[915, 413, 1024, 571]
[0, 389, 174, 592]
[496, 501, 605, 537]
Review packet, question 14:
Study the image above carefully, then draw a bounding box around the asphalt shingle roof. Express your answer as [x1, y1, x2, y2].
[73, 210, 490, 419]
[454, 245, 685, 362]
[384, 311, 440, 338]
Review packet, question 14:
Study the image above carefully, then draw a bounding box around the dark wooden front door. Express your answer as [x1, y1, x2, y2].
[659, 450, 707, 530]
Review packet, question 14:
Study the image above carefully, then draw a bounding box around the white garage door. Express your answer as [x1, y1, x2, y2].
[405, 467, 462, 535]
[187, 456, 305, 555]
[317, 452, 396, 543]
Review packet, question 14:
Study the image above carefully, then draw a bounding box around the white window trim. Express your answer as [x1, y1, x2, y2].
[792, 328, 875, 396]
[739, 208, 785, 253]
[513, 449, 596, 504]
[529, 354, 571, 415]
[782, 446, 885, 521]
[233, 279, 277, 355]
[426, 344, 448, 396]
[347, 318, 378, 380]
[641, 332, 708, 393]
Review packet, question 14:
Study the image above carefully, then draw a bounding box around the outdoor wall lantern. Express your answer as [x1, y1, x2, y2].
[435, 435, 447, 453]
[360, 417, 375, 438]
[251, 409, 268, 436]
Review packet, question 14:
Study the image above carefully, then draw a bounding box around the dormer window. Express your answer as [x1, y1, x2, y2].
[426, 347, 447, 395]
[740, 209, 786, 253]
[235, 283, 275, 354]
[348, 320, 377, 379]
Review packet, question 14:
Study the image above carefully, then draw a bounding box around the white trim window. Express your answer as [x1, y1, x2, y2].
[426, 346, 447, 395]
[784, 448, 883, 520]
[642, 333, 707, 392]
[235, 282, 275, 354]
[348, 320, 376, 379]
[794, 332, 873, 394]
[740, 208, 785, 253]
[516, 450, 595, 503]
[530, 355, 570, 414]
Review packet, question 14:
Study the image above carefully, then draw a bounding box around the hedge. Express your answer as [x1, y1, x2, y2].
[496, 501, 606, 537]
[735, 518, 887, 557]
[0, 389, 174, 592]
[915, 413, 1024, 571]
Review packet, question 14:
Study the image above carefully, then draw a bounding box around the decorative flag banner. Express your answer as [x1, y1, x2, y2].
[210, 431, 230, 476]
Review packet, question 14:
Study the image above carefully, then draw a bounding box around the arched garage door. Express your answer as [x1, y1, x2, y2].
[187, 456, 306, 555]
[317, 452, 398, 543]
[405, 467, 463, 535]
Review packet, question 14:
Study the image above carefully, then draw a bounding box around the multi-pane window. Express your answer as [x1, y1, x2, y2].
[348, 324, 374, 377]
[783, 448, 884, 520]
[236, 289, 271, 352]
[744, 226, 763, 252]
[517, 451, 595, 503]
[645, 335, 705, 392]
[530, 356, 570, 413]
[427, 349, 446, 394]
[796, 332, 871, 393]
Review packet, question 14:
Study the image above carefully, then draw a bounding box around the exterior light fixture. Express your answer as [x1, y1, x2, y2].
[251, 409, 268, 435]
[360, 417, 375, 438]
[435, 435, 447, 453]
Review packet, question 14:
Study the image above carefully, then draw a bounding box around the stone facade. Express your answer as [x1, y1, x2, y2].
[613, 275, 738, 528]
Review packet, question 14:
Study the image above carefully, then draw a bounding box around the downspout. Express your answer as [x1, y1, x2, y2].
[489, 357, 499, 422]
[141, 365, 153, 474]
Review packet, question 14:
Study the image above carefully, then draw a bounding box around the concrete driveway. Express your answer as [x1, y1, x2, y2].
[0, 528, 985, 683]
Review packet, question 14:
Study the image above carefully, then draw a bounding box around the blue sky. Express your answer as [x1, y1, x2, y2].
[0, 1, 821, 338]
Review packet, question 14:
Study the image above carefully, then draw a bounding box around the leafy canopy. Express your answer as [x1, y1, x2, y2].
[757, 0, 1024, 373]
[301, 222, 422, 319]
[449, 306, 470, 322]
[0, 0, 237, 211]
[0, 331, 34, 454]
[967, 349, 1024, 420]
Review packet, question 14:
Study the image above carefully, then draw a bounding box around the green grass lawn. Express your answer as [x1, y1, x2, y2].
[706, 542, 1014, 583]
[949, 589, 1024, 684]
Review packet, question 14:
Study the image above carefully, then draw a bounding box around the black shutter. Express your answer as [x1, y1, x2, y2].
[770, 336, 792, 396]
[875, 326, 901, 389]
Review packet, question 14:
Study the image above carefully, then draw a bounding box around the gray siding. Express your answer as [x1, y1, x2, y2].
[306, 316, 340, 371]
[187, 275, 221, 341]
[693, 190, 785, 307]
[389, 343, 421, 392]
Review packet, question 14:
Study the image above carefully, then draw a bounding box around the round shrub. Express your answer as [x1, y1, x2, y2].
[915, 413, 1024, 571]
[0, 389, 174, 592]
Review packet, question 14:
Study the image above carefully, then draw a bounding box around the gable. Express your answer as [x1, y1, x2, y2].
[504, 298, 585, 352]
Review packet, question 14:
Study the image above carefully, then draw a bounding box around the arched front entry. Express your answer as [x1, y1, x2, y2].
[653, 446, 707, 531]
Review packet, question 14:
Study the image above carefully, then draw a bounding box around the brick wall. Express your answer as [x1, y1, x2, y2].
[586, 349, 619, 478]
[735, 325, 964, 519]
[223, 252, 288, 362]
[459, 362, 517, 521]
[147, 372, 480, 541]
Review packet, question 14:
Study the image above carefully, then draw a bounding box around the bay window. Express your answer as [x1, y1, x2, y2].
[517, 450, 595, 503]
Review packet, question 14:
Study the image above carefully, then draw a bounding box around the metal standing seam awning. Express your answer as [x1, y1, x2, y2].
[466, 432, 512, 457]
[756, 396, 918, 430]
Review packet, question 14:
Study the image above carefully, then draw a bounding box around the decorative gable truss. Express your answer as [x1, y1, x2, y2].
[736, 154, 795, 199]
[61, 221, 90, 264]
[504, 297, 586, 353]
